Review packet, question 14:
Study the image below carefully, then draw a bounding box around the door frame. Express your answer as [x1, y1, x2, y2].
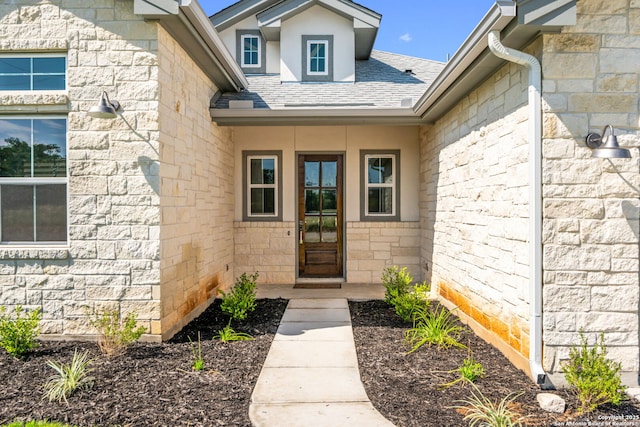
[296, 151, 346, 280]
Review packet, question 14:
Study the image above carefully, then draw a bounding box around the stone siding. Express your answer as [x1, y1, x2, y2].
[156, 27, 235, 339]
[346, 222, 421, 283]
[0, 0, 162, 337]
[420, 50, 533, 366]
[234, 222, 296, 284]
[541, 0, 640, 378]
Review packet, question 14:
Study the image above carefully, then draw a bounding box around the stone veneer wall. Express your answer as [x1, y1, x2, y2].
[234, 222, 296, 284]
[540, 0, 640, 381]
[156, 27, 236, 339]
[0, 0, 162, 337]
[346, 222, 421, 283]
[420, 47, 534, 370]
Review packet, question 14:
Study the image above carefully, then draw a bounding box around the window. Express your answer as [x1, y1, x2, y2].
[360, 150, 400, 221]
[302, 35, 333, 82]
[241, 35, 260, 68]
[243, 151, 282, 221]
[0, 55, 66, 91]
[0, 117, 67, 243]
[236, 31, 266, 74]
[307, 41, 328, 75]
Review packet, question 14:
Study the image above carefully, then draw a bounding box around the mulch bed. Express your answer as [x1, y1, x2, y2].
[350, 299, 640, 427]
[0, 299, 288, 427]
[2, 298, 640, 426]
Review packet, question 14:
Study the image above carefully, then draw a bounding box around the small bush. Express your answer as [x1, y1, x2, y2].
[88, 309, 145, 357]
[562, 332, 626, 413]
[393, 291, 428, 323]
[0, 305, 42, 359]
[404, 306, 465, 353]
[381, 266, 412, 306]
[453, 384, 524, 427]
[220, 272, 258, 322]
[43, 349, 94, 404]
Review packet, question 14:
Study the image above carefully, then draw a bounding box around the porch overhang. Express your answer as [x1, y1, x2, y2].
[210, 107, 422, 126]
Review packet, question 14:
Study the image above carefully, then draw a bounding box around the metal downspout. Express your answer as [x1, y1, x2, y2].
[487, 30, 550, 388]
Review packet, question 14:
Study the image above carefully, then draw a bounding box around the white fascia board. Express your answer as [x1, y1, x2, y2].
[413, 1, 516, 118]
[210, 107, 422, 126]
[320, 0, 381, 28]
[211, 0, 281, 31]
[257, 0, 313, 27]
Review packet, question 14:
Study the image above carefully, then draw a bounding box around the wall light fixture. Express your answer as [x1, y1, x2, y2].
[585, 125, 631, 159]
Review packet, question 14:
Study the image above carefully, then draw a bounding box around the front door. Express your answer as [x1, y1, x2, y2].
[298, 154, 343, 277]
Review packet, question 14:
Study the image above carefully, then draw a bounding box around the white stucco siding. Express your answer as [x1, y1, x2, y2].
[280, 5, 355, 82]
[218, 15, 260, 64]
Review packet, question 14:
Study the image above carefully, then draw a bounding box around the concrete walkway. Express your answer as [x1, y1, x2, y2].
[249, 298, 395, 427]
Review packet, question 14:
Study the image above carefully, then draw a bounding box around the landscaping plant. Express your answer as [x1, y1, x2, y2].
[453, 384, 524, 427]
[189, 332, 206, 371]
[43, 349, 94, 404]
[88, 308, 145, 357]
[440, 353, 485, 389]
[217, 272, 258, 341]
[404, 305, 465, 353]
[562, 331, 626, 413]
[0, 305, 42, 359]
[381, 265, 412, 306]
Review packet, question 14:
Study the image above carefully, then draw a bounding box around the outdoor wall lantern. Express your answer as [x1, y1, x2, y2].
[585, 125, 631, 158]
[87, 91, 122, 119]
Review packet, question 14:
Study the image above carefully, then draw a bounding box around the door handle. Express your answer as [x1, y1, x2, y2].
[299, 221, 304, 244]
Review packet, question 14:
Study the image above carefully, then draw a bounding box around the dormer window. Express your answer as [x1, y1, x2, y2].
[242, 34, 260, 68]
[307, 41, 328, 75]
[236, 30, 266, 74]
[302, 35, 333, 82]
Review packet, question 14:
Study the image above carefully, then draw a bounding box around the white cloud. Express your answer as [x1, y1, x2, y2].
[399, 33, 412, 43]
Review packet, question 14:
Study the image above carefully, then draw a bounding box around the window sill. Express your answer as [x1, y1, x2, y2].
[0, 246, 70, 260]
[0, 92, 69, 114]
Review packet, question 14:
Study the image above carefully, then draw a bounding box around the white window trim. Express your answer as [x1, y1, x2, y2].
[0, 53, 67, 91]
[240, 34, 261, 69]
[364, 153, 396, 217]
[0, 115, 68, 245]
[247, 154, 278, 218]
[306, 40, 329, 76]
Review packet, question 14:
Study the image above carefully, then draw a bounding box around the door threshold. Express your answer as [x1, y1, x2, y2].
[295, 278, 344, 284]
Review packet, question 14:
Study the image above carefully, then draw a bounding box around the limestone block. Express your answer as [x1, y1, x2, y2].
[544, 285, 590, 312]
[543, 54, 597, 79]
[597, 74, 638, 93]
[0, 261, 16, 275]
[577, 312, 638, 333]
[16, 260, 44, 274]
[537, 393, 566, 413]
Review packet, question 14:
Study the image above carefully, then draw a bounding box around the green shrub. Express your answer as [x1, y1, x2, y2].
[220, 272, 258, 322]
[453, 384, 524, 427]
[0, 305, 42, 359]
[43, 349, 94, 404]
[404, 306, 465, 353]
[88, 309, 145, 357]
[562, 332, 626, 413]
[393, 291, 428, 323]
[381, 266, 412, 306]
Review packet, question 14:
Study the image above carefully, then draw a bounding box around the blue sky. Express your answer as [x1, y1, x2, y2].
[199, 0, 497, 62]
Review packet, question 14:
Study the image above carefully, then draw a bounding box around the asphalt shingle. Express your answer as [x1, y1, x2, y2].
[213, 50, 445, 110]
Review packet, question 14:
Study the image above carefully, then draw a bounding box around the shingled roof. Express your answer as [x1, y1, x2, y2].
[212, 50, 444, 110]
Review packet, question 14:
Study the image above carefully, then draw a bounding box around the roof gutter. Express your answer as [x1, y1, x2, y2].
[210, 107, 422, 126]
[177, 1, 249, 91]
[488, 30, 552, 390]
[135, 0, 248, 92]
[413, 1, 516, 119]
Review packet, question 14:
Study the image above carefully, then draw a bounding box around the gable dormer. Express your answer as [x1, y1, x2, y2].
[211, 0, 381, 83]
